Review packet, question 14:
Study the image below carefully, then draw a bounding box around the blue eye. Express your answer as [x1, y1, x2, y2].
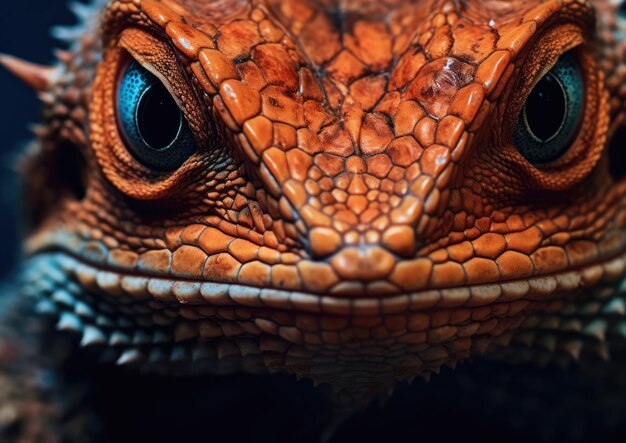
[117, 60, 196, 171]
[513, 52, 584, 164]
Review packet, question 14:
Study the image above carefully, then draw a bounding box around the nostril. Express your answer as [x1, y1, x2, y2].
[329, 246, 396, 281]
[608, 125, 626, 181]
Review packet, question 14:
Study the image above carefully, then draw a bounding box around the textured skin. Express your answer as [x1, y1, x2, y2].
[3, 0, 626, 433]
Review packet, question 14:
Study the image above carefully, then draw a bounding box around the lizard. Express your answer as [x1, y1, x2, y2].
[1, 0, 626, 440]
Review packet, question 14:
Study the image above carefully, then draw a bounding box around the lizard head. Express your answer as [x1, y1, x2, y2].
[9, 0, 626, 393]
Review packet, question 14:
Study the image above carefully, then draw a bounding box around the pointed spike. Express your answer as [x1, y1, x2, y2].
[44, 265, 68, 284]
[561, 318, 582, 333]
[57, 311, 83, 332]
[110, 331, 131, 346]
[579, 301, 601, 315]
[28, 123, 47, 138]
[602, 297, 626, 315]
[51, 25, 84, 42]
[132, 331, 152, 345]
[35, 299, 58, 315]
[471, 335, 493, 354]
[583, 319, 607, 342]
[444, 359, 458, 370]
[0, 54, 56, 91]
[53, 48, 73, 64]
[116, 349, 145, 366]
[523, 314, 543, 328]
[148, 347, 168, 364]
[33, 278, 56, 294]
[51, 289, 75, 307]
[74, 301, 95, 318]
[558, 339, 582, 361]
[192, 344, 216, 362]
[80, 325, 108, 347]
[539, 315, 560, 330]
[237, 339, 261, 357]
[585, 342, 610, 361]
[69, 1, 94, 20]
[96, 315, 115, 328]
[170, 346, 190, 363]
[21, 285, 42, 298]
[37, 92, 55, 105]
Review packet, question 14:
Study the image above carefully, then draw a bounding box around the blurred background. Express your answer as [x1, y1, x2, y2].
[0, 2, 75, 278]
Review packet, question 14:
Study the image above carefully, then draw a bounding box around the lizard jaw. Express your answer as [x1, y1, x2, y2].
[24, 249, 626, 314]
[19, 249, 626, 387]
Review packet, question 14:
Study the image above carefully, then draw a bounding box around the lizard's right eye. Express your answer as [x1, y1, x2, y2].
[117, 60, 196, 171]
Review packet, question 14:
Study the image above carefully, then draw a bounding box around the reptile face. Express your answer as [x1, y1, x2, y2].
[11, 0, 626, 393]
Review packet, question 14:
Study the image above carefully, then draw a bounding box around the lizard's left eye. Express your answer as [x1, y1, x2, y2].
[513, 52, 584, 164]
[117, 60, 196, 171]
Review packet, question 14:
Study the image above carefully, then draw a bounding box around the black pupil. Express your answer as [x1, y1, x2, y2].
[524, 73, 566, 142]
[137, 82, 182, 150]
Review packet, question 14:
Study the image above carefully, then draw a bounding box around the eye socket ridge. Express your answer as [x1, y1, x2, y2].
[512, 51, 585, 165]
[116, 58, 197, 172]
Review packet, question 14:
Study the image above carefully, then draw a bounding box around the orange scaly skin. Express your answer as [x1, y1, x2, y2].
[3, 0, 626, 435]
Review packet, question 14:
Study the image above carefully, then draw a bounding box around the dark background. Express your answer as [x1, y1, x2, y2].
[1, 3, 625, 442]
[0, 2, 75, 277]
